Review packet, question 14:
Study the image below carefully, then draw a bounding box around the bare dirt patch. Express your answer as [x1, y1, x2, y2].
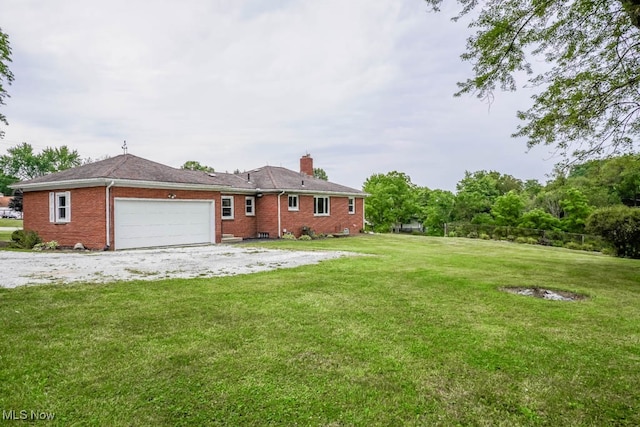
[1, 245, 351, 288]
[501, 287, 587, 301]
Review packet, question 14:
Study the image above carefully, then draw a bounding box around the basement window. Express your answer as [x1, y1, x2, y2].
[314, 196, 330, 216]
[49, 191, 71, 223]
[221, 196, 234, 219]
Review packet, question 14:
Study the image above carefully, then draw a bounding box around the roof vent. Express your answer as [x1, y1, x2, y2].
[208, 173, 217, 177]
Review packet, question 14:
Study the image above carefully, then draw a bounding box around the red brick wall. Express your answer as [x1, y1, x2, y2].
[255, 194, 280, 238]
[23, 187, 108, 249]
[219, 194, 258, 238]
[24, 186, 221, 250]
[280, 195, 364, 237]
[23, 186, 364, 248]
[239, 193, 364, 238]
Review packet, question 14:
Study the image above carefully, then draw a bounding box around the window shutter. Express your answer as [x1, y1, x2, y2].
[66, 191, 71, 222]
[49, 192, 55, 223]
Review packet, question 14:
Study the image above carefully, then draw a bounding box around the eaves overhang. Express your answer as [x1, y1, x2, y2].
[250, 188, 369, 197]
[11, 178, 232, 192]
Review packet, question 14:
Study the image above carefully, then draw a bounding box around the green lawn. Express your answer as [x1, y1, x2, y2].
[0, 219, 22, 242]
[0, 218, 22, 228]
[1, 234, 639, 426]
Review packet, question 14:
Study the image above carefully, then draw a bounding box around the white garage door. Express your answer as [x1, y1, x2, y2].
[114, 198, 215, 250]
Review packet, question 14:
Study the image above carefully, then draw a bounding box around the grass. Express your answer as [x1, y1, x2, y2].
[0, 218, 22, 242]
[0, 218, 23, 228]
[1, 234, 639, 426]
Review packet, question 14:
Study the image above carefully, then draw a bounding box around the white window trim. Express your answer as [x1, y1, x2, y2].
[288, 194, 299, 211]
[221, 196, 234, 219]
[245, 196, 255, 216]
[348, 197, 356, 214]
[314, 196, 330, 216]
[49, 191, 71, 223]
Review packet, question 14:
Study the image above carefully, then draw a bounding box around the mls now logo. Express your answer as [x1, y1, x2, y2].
[2, 409, 55, 420]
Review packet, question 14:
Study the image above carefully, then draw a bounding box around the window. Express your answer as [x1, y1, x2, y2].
[49, 191, 71, 223]
[221, 196, 234, 219]
[288, 195, 299, 211]
[348, 197, 355, 214]
[314, 196, 330, 216]
[245, 196, 255, 216]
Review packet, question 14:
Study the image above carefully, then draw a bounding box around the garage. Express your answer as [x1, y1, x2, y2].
[114, 198, 215, 250]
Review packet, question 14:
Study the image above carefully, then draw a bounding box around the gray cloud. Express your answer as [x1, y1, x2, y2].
[2, 0, 554, 191]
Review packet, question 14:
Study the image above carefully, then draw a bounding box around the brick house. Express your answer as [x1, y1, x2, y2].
[11, 154, 366, 250]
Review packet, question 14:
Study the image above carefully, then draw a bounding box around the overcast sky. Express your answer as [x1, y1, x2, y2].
[1, 0, 556, 191]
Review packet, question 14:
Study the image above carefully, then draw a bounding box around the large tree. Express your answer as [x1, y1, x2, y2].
[425, 0, 640, 162]
[0, 143, 81, 182]
[0, 27, 13, 138]
[454, 170, 522, 221]
[363, 171, 419, 232]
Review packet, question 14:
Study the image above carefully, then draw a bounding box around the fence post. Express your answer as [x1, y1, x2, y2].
[444, 223, 447, 237]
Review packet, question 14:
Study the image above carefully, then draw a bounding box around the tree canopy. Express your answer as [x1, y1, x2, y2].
[363, 171, 419, 232]
[0, 27, 13, 138]
[425, 0, 640, 162]
[0, 143, 81, 187]
[313, 168, 328, 181]
[181, 161, 215, 173]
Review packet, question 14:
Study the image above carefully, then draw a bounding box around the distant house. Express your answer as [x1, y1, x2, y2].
[11, 154, 366, 250]
[0, 194, 21, 219]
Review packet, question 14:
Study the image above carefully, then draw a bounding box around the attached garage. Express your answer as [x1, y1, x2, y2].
[114, 198, 215, 250]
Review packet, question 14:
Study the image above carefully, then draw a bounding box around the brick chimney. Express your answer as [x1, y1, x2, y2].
[300, 154, 313, 176]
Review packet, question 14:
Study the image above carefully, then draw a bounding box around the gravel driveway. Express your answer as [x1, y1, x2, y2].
[1, 245, 348, 288]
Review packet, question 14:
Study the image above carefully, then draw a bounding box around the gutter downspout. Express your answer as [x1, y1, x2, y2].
[277, 190, 286, 238]
[105, 180, 115, 250]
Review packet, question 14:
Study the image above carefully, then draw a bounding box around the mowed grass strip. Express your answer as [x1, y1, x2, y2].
[1, 234, 639, 426]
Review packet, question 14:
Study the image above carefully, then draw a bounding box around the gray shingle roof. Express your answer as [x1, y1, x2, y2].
[14, 154, 365, 195]
[15, 154, 217, 185]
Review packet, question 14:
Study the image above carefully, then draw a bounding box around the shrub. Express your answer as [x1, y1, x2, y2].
[586, 205, 640, 258]
[447, 231, 457, 237]
[33, 240, 60, 251]
[298, 235, 312, 241]
[526, 237, 538, 245]
[564, 242, 582, 251]
[538, 237, 552, 246]
[10, 230, 42, 249]
[300, 226, 314, 237]
[467, 231, 478, 239]
[479, 233, 490, 240]
[281, 233, 296, 240]
[581, 243, 595, 252]
[515, 237, 528, 244]
[506, 235, 516, 242]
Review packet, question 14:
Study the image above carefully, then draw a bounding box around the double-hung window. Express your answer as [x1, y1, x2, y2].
[245, 196, 255, 216]
[49, 191, 71, 223]
[314, 196, 330, 216]
[221, 196, 234, 219]
[288, 195, 299, 211]
[348, 197, 355, 214]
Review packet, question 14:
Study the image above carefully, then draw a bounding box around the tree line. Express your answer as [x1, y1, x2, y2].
[363, 154, 640, 258]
